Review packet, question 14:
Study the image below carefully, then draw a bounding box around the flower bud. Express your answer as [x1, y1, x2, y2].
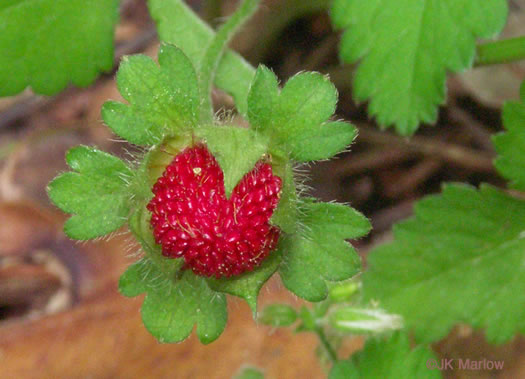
[259, 304, 297, 327]
[328, 281, 359, 303]
[328, 307, 402, 334]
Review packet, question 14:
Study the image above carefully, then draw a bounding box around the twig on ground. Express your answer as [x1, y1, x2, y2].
[447, 106, 495, 152]
[384, 159, 443, 199]
[357, 126, 495, 173]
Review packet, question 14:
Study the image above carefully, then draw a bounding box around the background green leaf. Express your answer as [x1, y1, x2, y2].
[331, 0, 508, 134]
[363, 184, 525, 344]
[0, 0, 119, 96]
[329, 332, 440, 379]
[279, 201, 370, 301]
[493, 83, 525, 191]
[102, 44, 199, 146]
[47, 146, 132, 240]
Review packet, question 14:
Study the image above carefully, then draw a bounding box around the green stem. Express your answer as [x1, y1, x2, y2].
[315, 326, 338, 363]
[198, 0, 260, 123]
[475, 36, 525, 67]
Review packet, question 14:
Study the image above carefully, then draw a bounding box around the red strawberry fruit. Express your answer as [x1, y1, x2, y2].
[147, 145, 282, 278]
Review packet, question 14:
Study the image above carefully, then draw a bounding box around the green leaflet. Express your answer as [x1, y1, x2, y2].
[127, 206, 185, 278]
[329, 332, 440, 379]
[363, 184, 525, 344]
[207, 250, 281, 316]
[269, 159, 298, 234]
[122, 205, 224, 344]
[102, 44, 200, 146]
[195, 125, 269, 197]
[275, 72, 338, 141]
[0, 0, 118, 96]
[119, 259, 227, 344]
[47, 146, 132, 240]
[331, 0, 508, 135]
[286, 121, 357, 162]
[493, 83, 525, 191]
[147, 0, 256, 116]
[279, 200, 371, 301]
[248, 66, 356, 162]
[247, 66, 280, 133]
[119, 258, 159, 298]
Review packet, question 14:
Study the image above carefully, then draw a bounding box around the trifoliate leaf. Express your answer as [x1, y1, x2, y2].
[102, 44, 199, 146]
[120, 260, 227, 344]
[207, 250, 280, 316]
[329, 332, 440, 379]
[195, 125, 269, 197]
[123, 211, 224, 344]
[364, 184, 525, 344]
[148, 0, 256, 115]
[331, 0, 508, 135]
[279, 201, 370, 301]
[48, 146, 132, 240]
[493, 83, 525, 191]
[0, 0, 119, 96]
[247, 67, 353, 161]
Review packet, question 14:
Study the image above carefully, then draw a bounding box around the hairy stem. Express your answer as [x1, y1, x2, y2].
[475, 36, 525, 67]
[315, 326, 338, 363]
[198, 0, 260, 123]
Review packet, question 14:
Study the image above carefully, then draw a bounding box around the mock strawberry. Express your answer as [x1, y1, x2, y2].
[146, 144, 282, 278]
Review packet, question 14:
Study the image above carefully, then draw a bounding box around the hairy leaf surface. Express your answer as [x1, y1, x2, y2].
[48, 146, 132, 239]
[0, 0, 119, 96]
[364, 184, 525, 343]
[331, 0, 507, 134]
